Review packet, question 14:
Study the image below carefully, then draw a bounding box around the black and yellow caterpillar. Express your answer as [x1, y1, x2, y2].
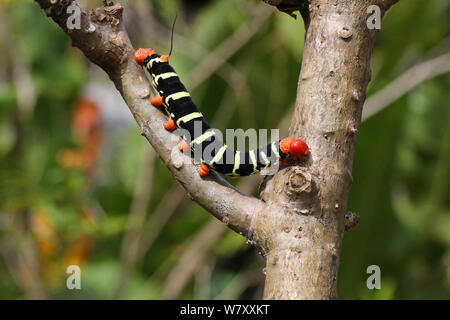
[134, 48, 310, 177]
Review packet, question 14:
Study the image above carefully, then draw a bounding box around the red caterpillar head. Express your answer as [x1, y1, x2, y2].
[280, 137, 310, 159]
[134, 48, 155, 66]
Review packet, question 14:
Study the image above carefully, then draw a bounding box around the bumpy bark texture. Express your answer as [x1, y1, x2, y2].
[257, 0, 398, 299]
[35, 0, 399, 300]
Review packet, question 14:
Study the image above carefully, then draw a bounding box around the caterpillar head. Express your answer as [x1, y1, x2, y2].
[280, 137, 310, 160]
[134, 48, 155, 66]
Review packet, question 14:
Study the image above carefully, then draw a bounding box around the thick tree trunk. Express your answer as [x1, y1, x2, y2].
[257, 0, 398, 299]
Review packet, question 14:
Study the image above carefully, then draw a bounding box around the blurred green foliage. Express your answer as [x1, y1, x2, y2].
[0, 0, 448, 299]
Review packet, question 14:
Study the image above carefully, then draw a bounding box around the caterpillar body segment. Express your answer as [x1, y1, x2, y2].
[134, 48, 310, 177]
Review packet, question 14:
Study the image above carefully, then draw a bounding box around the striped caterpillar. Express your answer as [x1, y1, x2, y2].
[134, 48, 310, 177]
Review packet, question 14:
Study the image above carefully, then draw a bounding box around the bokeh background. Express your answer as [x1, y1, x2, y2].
[0, 0, 449, 299]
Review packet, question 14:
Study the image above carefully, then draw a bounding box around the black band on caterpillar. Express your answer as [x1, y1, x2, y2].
[134, 48, 310, 177]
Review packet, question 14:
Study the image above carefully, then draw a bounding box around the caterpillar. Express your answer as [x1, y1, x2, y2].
[134, 48, 310, 177]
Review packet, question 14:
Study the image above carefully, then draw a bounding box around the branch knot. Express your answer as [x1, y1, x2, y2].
[91, 3, 123, 26]
[344, 211, 360, 231]
[287, 167, 313, 196]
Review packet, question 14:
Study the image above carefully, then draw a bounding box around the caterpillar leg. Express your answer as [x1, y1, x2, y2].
[177, 140, 189, 152]
[151, 94, 164, 107]
[163, 118, 176, 131]
[198, 164, 210, 177]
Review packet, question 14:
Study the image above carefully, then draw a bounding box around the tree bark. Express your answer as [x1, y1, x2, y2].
[257, 0, 399, 299]
[34, 0, 399, 299]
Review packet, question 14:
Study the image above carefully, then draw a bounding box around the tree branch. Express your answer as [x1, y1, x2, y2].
[34, 0, 263, 236]
[362, 51, 450, 121]
[256, 0, 400, 299]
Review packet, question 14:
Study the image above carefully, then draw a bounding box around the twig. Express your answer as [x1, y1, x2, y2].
[163, 219, 225, 299]
[214, 266, 264, 299]
[137, 185, 188, 259]
[362, 52, 450, 121]
[0, 210, 48, 299]
[113, 146, 155, 298]
[184, 3, 274, 90]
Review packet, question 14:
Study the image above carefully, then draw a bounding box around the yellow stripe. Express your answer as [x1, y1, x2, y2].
[232, 151, 241, 176]
[209, 145, 228, 169]
[176, 112, 203, 127]
[165, 92, 190, 105]
[271, 142, 280, 159]
[190, 131, 216, 147]
[154, 72, 178, 84]
[249, 150, 258, 173]
[147, 57, 160, 68]
[260, 151, 270, 168]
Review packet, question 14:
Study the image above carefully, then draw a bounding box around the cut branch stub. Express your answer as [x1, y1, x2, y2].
[287, 167, 313, 196]
[259, 166, 318, 219]
[344, 211, 360, 231]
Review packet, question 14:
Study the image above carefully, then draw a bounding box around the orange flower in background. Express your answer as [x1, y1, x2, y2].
[30, 209, 59, 259]
[58, 99, 102, 173]
[63, 235, 94, 267]
[30, 206, 98, 288]
[71, 99, 100, 144]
